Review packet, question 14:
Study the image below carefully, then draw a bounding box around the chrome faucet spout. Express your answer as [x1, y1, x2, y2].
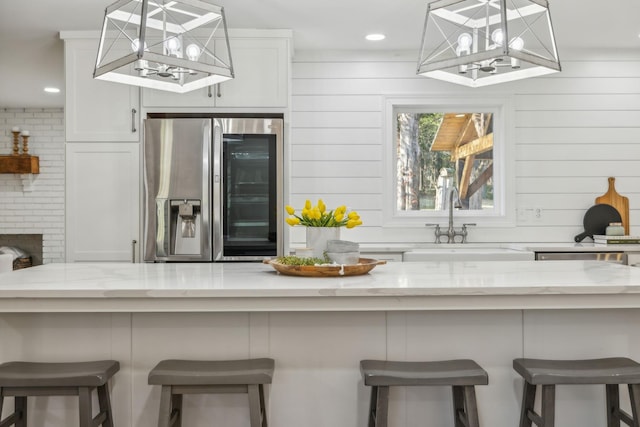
[448, 187, 460, 238]
[429, 187, 472, 244]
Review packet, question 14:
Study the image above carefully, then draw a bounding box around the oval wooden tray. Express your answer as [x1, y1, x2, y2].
[263, 258, 386, 277]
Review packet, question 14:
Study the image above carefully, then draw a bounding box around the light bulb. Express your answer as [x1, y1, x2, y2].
[456, 32, 472, 62]
[164, 37, 181, 56]
[510, 37, 524, 51]
[491, 29, 504, 46]
[185, 44, 201, 61]
[131, 38, 147, 53]
[457, 33, 472, 50]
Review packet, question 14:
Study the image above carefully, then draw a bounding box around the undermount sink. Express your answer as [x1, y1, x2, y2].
[402, 246, 535, 261]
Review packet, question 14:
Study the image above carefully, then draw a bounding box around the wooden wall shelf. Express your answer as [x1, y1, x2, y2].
[0, 155, 40, 174]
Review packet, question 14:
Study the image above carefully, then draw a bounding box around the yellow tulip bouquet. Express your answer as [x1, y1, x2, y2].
[285, 199, 363, 228]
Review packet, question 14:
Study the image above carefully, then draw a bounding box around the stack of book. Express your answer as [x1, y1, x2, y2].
[593, 235, 640, 245]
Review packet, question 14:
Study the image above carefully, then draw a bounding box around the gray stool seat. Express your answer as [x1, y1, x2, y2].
[514, 357, 640, 385]
[148, 358, 274, 427]
[0, 360, 120, 388]
[148, 358, 274, 386]
[513, 357, 640, 427]
[361, 359, 488, 387]
[0, 360, 119, 427]
[360, 359, 488, 427]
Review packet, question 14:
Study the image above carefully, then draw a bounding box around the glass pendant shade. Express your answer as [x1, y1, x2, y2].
[417, 0, 561, 87]
[94, 0, 234, 93]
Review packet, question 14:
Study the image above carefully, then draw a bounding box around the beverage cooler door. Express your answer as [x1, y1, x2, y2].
[212, 118, 283, 260]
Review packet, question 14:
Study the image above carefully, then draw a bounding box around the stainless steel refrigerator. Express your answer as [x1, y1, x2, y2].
[143, 116, 283, 262]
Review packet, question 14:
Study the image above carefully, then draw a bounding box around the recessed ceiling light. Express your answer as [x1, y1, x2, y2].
[365, 34, 386, 41]
[44, 87, 60, 93]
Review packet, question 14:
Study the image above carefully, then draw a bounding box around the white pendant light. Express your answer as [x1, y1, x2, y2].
[94, 0, 234, 93]
[417, 0, 561, 87]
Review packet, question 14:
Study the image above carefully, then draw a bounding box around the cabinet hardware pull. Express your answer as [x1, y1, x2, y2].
[131, 108, 137, 133]
[216, 85, 221, 98]
[132, 239, 137, 263]
[208, 86, 213, 98]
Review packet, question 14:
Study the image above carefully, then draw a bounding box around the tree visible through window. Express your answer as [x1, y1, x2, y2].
[396, 112, 494, 212]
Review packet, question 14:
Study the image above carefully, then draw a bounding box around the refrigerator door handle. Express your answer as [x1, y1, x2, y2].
[155, 198, 170, 258]
[201, 120, 213, 261]
[212, 119, 223, 261]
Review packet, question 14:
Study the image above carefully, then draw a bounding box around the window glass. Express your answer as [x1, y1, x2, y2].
[396, 112, 494, 212]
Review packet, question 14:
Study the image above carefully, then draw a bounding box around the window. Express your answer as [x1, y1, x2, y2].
[384, 95, 514, 227]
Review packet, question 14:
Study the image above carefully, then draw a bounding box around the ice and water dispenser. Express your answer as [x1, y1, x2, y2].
[170, 199, 202, 255]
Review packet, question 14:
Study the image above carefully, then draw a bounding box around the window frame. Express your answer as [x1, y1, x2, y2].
[383, 94, 516, 228]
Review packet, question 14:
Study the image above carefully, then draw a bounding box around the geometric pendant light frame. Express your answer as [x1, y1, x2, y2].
[94, 0, 234, 93]
[417, 0, 561, 87]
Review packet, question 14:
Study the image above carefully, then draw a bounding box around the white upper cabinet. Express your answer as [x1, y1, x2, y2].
[142, 31, 291, 108]
[215, 37, 290, 107]
[62, 34, 140, 142]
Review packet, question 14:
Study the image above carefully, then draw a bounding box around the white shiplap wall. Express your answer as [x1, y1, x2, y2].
[0, 108, 65, 263]
[289, 49, 640, 245]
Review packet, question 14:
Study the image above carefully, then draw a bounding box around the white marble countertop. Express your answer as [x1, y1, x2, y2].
[359, 242, 640, 253]
[2, 261, 640, 312]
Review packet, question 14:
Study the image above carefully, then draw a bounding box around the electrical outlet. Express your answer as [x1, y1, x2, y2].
[534, 207, 543, 220]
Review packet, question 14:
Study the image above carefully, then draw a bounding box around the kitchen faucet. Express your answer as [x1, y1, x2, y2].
[426, 187, 475, 243]
[447, 187, 462, 239]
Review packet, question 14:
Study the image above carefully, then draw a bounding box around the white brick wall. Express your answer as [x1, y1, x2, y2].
[0, 108, 65, 263]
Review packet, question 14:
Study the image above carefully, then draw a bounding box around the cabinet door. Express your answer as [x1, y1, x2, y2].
[65, 38, 140, 142]
[215, 38, 289, 107]
[66, 143, 140, 262]
[142, 37, 289, 108]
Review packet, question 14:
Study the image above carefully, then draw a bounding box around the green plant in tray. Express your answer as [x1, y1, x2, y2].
[276, 255, 329, 266]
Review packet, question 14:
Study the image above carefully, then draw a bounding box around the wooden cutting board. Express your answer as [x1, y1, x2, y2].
[595, 177, 630, 235]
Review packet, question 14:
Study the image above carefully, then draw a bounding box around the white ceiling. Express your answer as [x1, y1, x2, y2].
[1, 0, 639, 108]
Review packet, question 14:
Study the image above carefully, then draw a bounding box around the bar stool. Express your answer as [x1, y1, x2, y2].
[360, 359, 488, 427]
[0, 360, 120, 427]
[513, 357, 640, 427]
[148, 358, 274, 427]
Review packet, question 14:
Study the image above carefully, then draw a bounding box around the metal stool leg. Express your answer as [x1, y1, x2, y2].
[248, 384, 262, 427]
[171, 393, 182, 427]
[519, 382, 536, 427]
[629, 384, 640, 427]
[15, 396, 27, 427]
[452, 386, 465, 427]
[606, 384, 621, 427]
[78, 387, 93, 427]
[157, 385, 172, 427]
[0, 395, 26, 427]
[259, 384, 268, 427]
[367, 385, 378, 427]
[97, 383, 115, 427]
[540, 384, 556, 427]
[463, 385, 481, 427]
[375, 386, 389, 427]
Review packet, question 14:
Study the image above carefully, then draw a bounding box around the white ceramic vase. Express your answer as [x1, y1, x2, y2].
[305, 227, 340, 259]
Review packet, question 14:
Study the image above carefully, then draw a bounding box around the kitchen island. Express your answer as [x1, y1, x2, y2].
[1, 261, 640, 427]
